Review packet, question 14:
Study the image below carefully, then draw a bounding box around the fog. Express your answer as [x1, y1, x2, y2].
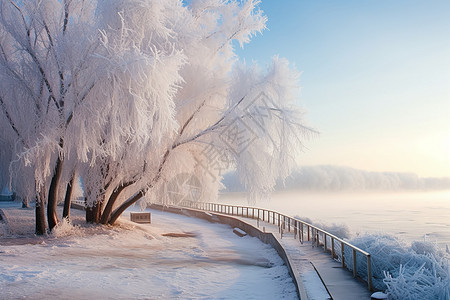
[222, 165, 450, 192]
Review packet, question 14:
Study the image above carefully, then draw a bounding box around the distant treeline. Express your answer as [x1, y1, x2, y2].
[222, 165, 450, 192]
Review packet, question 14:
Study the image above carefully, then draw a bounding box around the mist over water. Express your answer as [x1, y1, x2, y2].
[223, 165, 450, 192]
[219, 190, 450, 248]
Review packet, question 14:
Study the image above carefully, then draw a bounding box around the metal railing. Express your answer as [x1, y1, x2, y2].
[72, 198, 85, 207]
[177, 200, 373, 291]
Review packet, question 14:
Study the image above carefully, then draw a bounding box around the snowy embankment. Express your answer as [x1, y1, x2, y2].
[0, 206, 297, 299]
[348, 234, 450, 299]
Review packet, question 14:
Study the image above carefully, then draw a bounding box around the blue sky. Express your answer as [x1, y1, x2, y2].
[236, 0, 450, 177]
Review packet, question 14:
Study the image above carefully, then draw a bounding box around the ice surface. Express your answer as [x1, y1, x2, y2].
[0, 207, 298, 299]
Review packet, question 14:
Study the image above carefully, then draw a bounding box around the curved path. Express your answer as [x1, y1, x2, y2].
[0, 202, 297, 299]
[149, 204, 372, 300]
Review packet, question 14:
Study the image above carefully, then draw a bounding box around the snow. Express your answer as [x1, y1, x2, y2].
[0, 206, 297, 299]
[371, 291, 388, 299]
[279, 235, 331, 299]
[233, 227, 247, 237]
[301, 270, 331, 300]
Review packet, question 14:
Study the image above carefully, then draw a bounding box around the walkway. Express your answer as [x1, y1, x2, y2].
[230, 214, 372, 299]
[154, 204, 373, 300]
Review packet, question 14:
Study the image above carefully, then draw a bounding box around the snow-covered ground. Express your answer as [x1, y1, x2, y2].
[0, 205, 297, 299]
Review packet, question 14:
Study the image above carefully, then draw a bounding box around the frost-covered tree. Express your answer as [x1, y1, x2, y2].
[0, 0, 103, 233]
[94, 0, 315, 225]
[0, 0, 184, 230]
[0, 0, 314, 232]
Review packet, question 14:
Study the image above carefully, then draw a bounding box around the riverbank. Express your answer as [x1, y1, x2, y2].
[0, 203, 297, 299]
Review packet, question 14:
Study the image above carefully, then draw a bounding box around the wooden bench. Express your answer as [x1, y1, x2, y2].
[130, 212, 151, 224]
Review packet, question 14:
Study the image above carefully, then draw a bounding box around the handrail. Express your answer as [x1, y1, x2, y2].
[175, 200, 373, 291]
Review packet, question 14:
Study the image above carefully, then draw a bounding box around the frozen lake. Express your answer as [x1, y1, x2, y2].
[219, 190, 450, 248]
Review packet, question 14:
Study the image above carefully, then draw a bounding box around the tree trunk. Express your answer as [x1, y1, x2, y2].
[35, 191, 46, 235]
[22, 197, 30, 208]
[62, 175, 75, 219]
[47, 155, 64, 231]
[108, 190, 144, 225]
[100, 182, 134, 225]
[86, 196, 103, 223]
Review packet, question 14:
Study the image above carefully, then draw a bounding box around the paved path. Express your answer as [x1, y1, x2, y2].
[230, 214, 372, 300]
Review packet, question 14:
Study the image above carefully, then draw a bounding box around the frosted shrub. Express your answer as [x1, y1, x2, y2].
[51, 217, 80, 237]
[321, 222, 351, 239]
[347, 234, 449, 298]
[294, 216, 351, 239]
[384, 260, 449, 300]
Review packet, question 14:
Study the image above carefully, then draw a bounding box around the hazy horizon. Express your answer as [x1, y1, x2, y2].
[222, 164, 450, 193]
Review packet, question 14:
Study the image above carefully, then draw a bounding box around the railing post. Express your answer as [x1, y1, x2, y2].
[367, 254, 373, 291]
[352, 249, 357, 277]
[294, 220, 297, 239]
[324, 233, 327, 252]
[331, 238, 335, 259]
[307, 225, 310, 241]
[246, 207, 249, 218]
[341, 241, 345, 268]
[288, 218, 291, 232]
[300, 223, 304, 242]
